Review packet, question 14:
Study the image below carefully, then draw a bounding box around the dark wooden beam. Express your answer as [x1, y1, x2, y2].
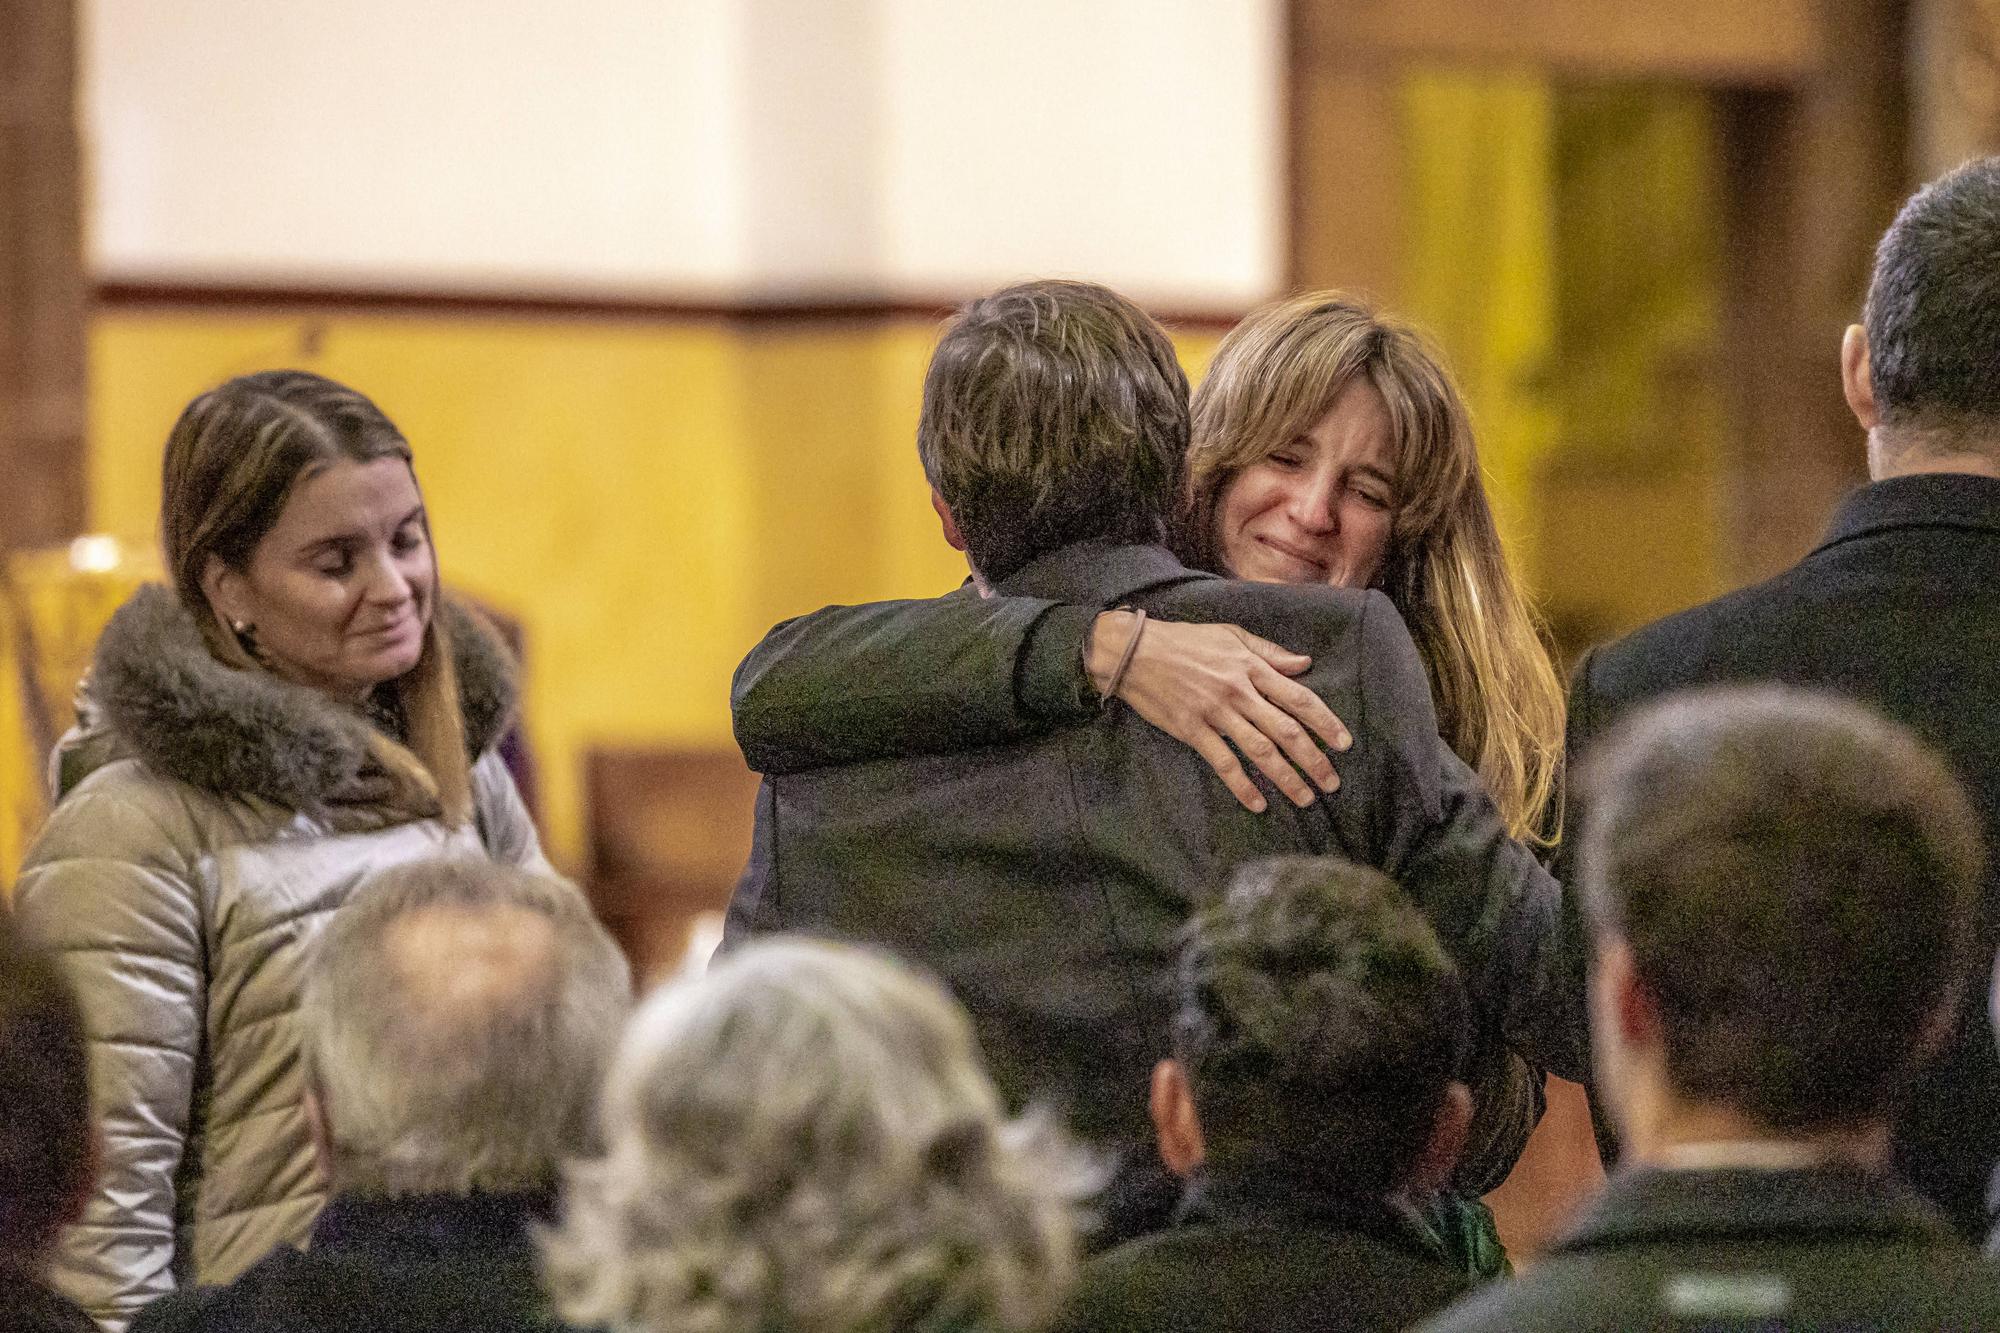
[1912, 0, 2000, 174]
[0, 0, 87, 551]
[1287, 52, 1405, 299]
[1297, 0, 1824, 85]
[1715, 0, 1907, 583]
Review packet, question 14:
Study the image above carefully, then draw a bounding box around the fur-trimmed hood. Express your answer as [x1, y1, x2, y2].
[58, 583, 518, 809]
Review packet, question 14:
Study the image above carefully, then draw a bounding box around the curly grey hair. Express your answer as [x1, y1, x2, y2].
[543, 937, 1094, 1333]
[303, 857, 632, 1198]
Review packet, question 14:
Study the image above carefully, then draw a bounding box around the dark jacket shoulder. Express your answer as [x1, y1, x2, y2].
[730, 541, 1576, 1194]
[1057, 1181, 1469, 1333]
[1560, 475, 2000, 1235]
[1418, 1166, 2000, 1332]
[129, 1193, 575, 1333]
[1574, 472, 2000, 712]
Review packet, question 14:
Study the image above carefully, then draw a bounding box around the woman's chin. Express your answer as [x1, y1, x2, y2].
[1240, 549, 1328, 587]
[354, 642, 425, 689]
[1233, 552, 1360, 591]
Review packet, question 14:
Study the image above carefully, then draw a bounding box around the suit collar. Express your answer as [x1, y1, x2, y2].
[1554, 1165, 1958, 1258]
[995, 541, 1216, 606]
[1816, 472, 2000, 555]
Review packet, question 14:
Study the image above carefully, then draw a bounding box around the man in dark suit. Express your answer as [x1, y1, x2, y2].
[130, 860, 630, 1333]
[727, 280, 1579, 1240]
[0, 914, 97, 1333]
[1055, 854, 1475, 1332]
[1425, 686, 2000, 1332]
[1561, 155, 2000, 1239]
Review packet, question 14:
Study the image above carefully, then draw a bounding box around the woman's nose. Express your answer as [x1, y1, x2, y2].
[361, 551, 413, 604]
[1285, 472, 1340, 533]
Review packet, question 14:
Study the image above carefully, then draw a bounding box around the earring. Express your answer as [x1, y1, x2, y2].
[230, 619, 266, 664]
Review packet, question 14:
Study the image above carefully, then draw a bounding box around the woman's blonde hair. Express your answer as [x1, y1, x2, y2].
[1184, 293, 1564, 843]
[159, 370, 472, 824]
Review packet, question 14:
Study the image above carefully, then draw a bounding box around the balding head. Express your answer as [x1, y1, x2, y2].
[384, 901, 558, 1018]
[304, 860, 631, 1198]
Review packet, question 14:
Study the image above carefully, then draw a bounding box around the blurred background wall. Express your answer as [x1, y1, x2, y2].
[66, 0, 1279, 874]
[6, 0, 1999, 1255]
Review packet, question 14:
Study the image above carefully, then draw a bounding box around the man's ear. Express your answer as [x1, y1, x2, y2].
[1599, 938, 1662, 1049]
[1150, 1058, 1206, 1178]
[930, 488, 967, 553]
[1990, 951, 2000, 1066]
[1841, 323, 1879, 434]
[1404, 1081, 1472, 1198]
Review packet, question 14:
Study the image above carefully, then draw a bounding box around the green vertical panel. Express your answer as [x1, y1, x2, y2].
[1398, 70, 1560, 579]
[1541, 86, 1727, 647]
[1395, 71, 1727, 651]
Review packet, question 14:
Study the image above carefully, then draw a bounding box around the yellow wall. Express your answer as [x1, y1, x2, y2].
[0, 615, 32, 885]
[1394, 72, 1727, 657]
[1399, 71, 1559, 578]
[85, 311, 1223, 869]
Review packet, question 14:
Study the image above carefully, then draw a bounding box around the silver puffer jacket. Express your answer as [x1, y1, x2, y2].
[10, 586, 548, 1329]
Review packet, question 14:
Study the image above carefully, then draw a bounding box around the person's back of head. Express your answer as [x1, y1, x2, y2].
[918, 279, 1190, 582]
[545, 937, 1090, 1333]
[1580, 685, 1985, 1147]
[1856, 155, 2000, 473]
[1151, 856, 1472, 1201]
[303, 859, 631, 1198]
[0, 910, 92, 1281]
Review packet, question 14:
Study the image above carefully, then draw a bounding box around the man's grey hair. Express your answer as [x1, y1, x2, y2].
[544, 937, 1094, 1333]
[303, 858, 632, 1198]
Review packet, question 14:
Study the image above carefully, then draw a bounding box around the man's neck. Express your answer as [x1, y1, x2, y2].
[1628, 1099, 1890, 1173]
[1868, 431, 2000, 481]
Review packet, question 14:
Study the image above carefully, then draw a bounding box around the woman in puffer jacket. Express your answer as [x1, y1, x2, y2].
[10, 370, 549, 1329]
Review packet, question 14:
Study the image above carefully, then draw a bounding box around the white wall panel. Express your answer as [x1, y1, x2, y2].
[87, 0, 750, 291]
[878, 0, 1283, 308]
[85, 0, 1283, 304]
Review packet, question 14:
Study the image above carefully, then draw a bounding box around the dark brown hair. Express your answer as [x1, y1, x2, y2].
[1864, 155, 2000, 454]
[1581, 685, 1984, 1131]
[917, 280, 1189, 582]
[1173, 855, 1468, 1196]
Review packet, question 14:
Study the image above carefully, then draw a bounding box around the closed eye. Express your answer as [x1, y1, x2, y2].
[1350, 467, 1397, 510]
